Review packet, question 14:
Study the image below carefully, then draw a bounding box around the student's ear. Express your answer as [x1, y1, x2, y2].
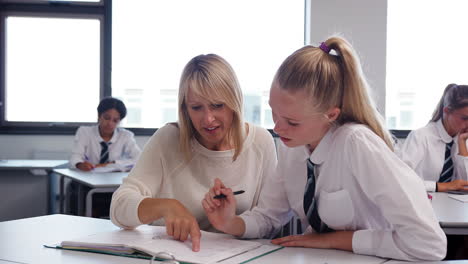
[326, 107, 341, 122]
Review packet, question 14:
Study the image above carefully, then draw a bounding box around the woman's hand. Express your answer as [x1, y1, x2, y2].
[437, 179, 468, 192]
[271, 231, 354, 251]
[76, 161, 95, 171]
[163, 200, 201, 252]
[202, 178, 244, 236]
[138, 198, 201, 252]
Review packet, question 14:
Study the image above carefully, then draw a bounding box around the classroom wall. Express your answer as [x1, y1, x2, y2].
[309, 0, 387, 116]
[0, 0, 388, 159]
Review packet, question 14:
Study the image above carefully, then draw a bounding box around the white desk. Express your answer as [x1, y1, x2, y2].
[431, 192, 468, 235]
[0, 214, 387, 264]
[53, 168, 128, 217]
[0, 159, 67, 220]
[0, 159, 67, 170]
[388, 261, 468, 264]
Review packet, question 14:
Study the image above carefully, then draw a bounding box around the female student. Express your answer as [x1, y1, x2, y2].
[110, 54, 277, 252]
[70, 97, 141, 171]
[68, 97, 141, 217]
[202, 37, 446, 261]
[399, 84, 468, 193]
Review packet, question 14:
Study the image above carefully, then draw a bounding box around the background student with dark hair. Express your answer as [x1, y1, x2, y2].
[399, 83, 468, 193]
[70, 97, 141, 171]
[68, 97, 141, 217]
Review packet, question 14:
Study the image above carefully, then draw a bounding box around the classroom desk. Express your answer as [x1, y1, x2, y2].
[0, 159, 68, 220]
[387, 261, 468, 264]
[53, 168, 128, 217]
[0, 214, 388, 264]
[430, 192, 468, 235]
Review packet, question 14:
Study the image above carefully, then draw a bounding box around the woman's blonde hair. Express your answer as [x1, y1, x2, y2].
[273, 36, 393, 150]
[178, 54, 245, 161]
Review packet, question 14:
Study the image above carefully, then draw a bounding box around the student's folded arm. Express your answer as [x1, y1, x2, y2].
[455, 138, 468, 181]
[398, 131, 435, 192]
[114, 133, 142, 169]
[347, 131, 446, 261]
[69, 126, 88, 168]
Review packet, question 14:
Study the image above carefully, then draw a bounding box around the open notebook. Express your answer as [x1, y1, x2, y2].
[47, 225, 281, 264]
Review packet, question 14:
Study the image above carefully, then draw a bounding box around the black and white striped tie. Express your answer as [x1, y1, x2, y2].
[303, 159, 333, 233]
[99, 141, 110, 164]
[438, 141, 454, 183]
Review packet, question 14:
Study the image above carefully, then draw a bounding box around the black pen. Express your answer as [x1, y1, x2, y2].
[213, 190, 245, 199]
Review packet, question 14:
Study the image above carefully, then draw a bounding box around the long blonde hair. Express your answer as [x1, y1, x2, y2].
[178, 54, 245, 161]
[273, 36, 393, 150]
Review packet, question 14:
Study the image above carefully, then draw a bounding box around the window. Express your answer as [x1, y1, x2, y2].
[0, 0, 107, 133]
[112, 0, 306, 129]
[0, 0, 306, 133]
[386, 0, 468, 130]
[5, 16, 101, 123]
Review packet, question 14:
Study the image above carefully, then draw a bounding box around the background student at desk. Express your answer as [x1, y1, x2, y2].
[68, 97, 141, 217]
[110, 54, 277, 252]
[399, 83, 468, 193]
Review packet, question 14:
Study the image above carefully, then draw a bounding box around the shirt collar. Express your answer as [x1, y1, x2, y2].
[307, 126, 335, 165]
[435, 119, 453, 143]
[94, 125, 119, 144]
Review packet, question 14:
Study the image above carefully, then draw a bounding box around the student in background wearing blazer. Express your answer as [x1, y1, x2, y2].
[399, 84, 468, 193]
[68, 97, 141, 217]
[202, 37, 446, 261]
[110, 54, 277, 252]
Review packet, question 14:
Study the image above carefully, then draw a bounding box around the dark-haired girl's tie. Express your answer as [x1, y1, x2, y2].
[99, 141, 110, 164]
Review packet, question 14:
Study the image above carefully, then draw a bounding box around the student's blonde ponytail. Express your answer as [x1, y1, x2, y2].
[326, 37, 393, 150]
[274, 36, 393, 150]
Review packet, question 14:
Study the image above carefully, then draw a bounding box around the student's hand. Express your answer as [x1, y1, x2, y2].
[163, 200, 201, 252]
[76, 161, 95, 171]
[95, 161, 114, 168]
[271, 231, 354, 251]
[201, 178, 237, 233]
[437, 180, 468, 192]
[458, 132, 468, 156]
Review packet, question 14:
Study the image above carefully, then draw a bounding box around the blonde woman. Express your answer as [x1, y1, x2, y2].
[202, 38, 446, 261]
[110, 54, 277, 252]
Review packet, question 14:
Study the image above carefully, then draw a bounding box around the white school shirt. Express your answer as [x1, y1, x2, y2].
[398, 119, 468, 191]
[240, 123, 446, 261]
[69, 125, 141, 169]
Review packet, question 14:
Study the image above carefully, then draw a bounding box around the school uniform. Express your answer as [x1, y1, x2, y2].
[69, 125, 141, 169]
[240, 123, 446, 261]
[68, 125, 141, 217]
[398, 119, 468, 191]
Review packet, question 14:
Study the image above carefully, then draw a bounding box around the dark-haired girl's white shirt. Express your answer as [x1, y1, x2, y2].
[69, 125, 141, 170]
[398, 119, 468, 191]
[239, 123, 446, 261]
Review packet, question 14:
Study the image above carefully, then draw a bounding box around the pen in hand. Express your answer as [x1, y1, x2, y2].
[213, 190, 245, 199]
